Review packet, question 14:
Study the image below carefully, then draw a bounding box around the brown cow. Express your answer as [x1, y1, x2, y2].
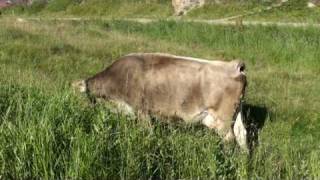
[73, 53, 248, 150]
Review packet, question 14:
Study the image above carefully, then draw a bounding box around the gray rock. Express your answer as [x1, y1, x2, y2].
[172, 0, 205, 16]
[308, 0, 320, 8]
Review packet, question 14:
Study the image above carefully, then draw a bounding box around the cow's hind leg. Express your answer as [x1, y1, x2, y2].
[200, 111, 236, 145]
[233, 110, 248, 151]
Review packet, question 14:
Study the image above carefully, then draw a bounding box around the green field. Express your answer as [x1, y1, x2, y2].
[0, 16, 319, 179]
[2, 0, 320, 22]
[1, 0, 320, 178]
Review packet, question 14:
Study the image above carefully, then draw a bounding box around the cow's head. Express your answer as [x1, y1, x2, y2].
[72, 79, 97, 104]
[72, 79, 87, 93]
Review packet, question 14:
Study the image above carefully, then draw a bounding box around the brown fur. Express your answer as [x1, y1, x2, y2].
[83, 53, 247, 141]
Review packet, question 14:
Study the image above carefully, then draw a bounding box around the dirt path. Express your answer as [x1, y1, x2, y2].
[216, 0, 289, 21]
[4, 0, 320, 28]
[12, 17, 320, 28]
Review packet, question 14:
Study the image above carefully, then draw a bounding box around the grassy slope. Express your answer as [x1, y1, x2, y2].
[0, 17, 319, 179]
[191, 0, 320, 23]
[1, 0, 173, 18]
[2, 0, 320, 22]
[245, 0, 320, 23]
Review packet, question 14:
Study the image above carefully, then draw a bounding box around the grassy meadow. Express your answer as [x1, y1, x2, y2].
[0, 16, 320, 179]
[2, 0, 320, 22]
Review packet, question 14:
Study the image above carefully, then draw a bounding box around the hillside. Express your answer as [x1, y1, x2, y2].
[1, 0, 320, 22]
[0, 0, 320, 179]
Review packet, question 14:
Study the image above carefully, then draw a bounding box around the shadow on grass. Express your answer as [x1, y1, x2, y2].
[243, 104, 268, 154]
[148, 103, 269, 155]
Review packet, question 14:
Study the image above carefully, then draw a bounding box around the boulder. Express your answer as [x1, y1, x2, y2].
[308, 0, 320, 8]
[172, 0, 205, 16]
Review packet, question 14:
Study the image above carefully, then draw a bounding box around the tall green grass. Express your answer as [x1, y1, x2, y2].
[0, 84, 246, 179]
[109, 20, 320, 70]
[0, 18, 319, 179]
[2, 0, 320, 22]
[1, 0, 172, 18]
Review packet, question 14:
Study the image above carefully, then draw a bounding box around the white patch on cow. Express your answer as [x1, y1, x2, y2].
[127, 53, 224, 65]
[171, 55, 225, 65]
[114, 100, 135, 116]
[234, 110, 248, 151]
[201, 112, 216, 129]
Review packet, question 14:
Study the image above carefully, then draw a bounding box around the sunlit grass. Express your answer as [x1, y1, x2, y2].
[0, 18, 319, 179]
[2, 0, 320, 22]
